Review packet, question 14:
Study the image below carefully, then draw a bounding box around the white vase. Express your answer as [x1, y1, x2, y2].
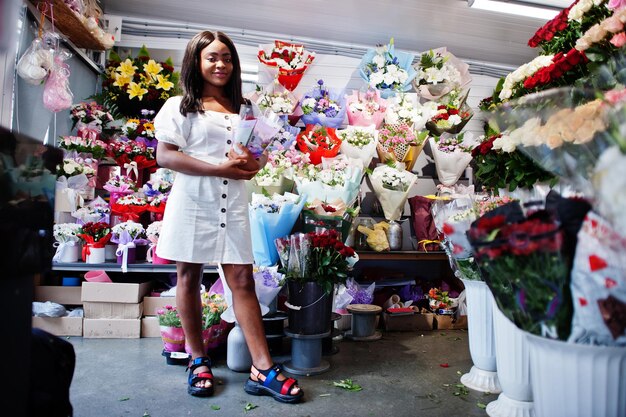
[460, 279, 501, 393]
[86, 247, 106, 264]
[56, 243, 80, 263]
[527, 332, 626, 417]
[487, 300, 534, 417]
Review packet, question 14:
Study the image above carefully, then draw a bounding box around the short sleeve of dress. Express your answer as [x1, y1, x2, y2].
[154, 96, 190, 149]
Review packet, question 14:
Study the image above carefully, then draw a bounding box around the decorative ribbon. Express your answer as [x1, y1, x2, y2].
[146, 243, 156, 263]
[115, 241, 136, 273]
[82, 243, 93, 261]
[52, 240, 78, 262]
[124, 161, 139, 180]
[418, 239, 441, 252]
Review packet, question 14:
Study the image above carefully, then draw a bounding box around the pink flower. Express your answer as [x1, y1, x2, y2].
[610, 32, 626, 47]
[604, 88, 626, 105]
[601, 15, 624, 33]
[609, 0, 626, 10]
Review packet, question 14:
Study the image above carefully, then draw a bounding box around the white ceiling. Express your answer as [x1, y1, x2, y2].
[99, 0, 561, 69]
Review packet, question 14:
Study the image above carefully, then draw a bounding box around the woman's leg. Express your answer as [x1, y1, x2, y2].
[222, 264, 300, 395]
[176, 261, 212, 389]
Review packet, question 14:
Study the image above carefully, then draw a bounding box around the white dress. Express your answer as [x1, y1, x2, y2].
[154, 96, 253, 264]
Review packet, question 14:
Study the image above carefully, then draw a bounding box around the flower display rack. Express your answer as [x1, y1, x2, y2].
[30, 0, 106, 50]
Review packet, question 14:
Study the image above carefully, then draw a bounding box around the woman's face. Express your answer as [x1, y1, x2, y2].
[199, 39, 233, 88]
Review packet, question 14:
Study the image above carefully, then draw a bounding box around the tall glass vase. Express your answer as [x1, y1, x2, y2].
[460, 279, 502, 393]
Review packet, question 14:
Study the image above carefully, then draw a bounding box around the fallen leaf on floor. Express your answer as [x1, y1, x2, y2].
[333, 379, 363, 391]
[477, 402, 487, 409]
[244, 403, 258, 412]
[456, 370, 463, 375]
[142, 412, 150, 417]
[439, 363, 449, 368]
[119, 397, 130, 401]
[442, 383, 450, 387]
[211, 405, 220, 410]
[453, 337, 462, 341]
[319, 393, 331, 397]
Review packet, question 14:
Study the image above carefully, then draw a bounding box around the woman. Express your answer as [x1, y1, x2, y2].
[154, 30, 303, 403]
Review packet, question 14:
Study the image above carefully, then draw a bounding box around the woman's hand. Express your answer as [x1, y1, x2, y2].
[218, 158, 259, 180]
[228, 144, 260, 171]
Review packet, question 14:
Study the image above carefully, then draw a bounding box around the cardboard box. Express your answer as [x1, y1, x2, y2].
[81, 281, 152, 303]
[83, 318, 141, 338]
[141, 316, 161, 338]
[83, 301, 144, 319]
[434, 315, 468, 330]
[32, 316, 83, 336]
[382, 312, 434, 331]
[34, 286, 82, 305]
[143, 296, 177, 316]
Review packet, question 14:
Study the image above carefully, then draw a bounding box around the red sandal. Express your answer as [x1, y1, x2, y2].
[244, 364, 303, 404]
[187, 357, 214, 397]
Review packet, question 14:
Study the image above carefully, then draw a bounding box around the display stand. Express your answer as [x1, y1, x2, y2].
[282, 328, 331, 376]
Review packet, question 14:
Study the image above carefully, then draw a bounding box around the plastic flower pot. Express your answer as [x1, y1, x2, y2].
[160, 325, 186, 353]
[286, 281, 332, 335]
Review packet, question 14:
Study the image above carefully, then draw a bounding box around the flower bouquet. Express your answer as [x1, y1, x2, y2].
[384, 93, 435, 130]
[358, 38, 417, 98]
[345, 88, 387, 128]
[103, 174, 136, 205]
[425, 97, 473, 136]
[247, 142, 307, 196]
[427, 287, 457, 315]
[100, 46, 180, 118]
[299, 79, 347, 128]
[248, 192, 306, 266]
[296, 124, 342, 164]
[77, 221, 112, 263]
[146, 193, 168, 222]
[56, 155, 98, 201]
[376, 122, 428, 171]
[301, 198, 360, 243]
[198, 292, 230, 352]
[111, 220, 148, 272]
[58, 135, 107, 160]
[412, 48, 472, 101]
[71, 196, 111, 224]
[70, 101, 114, 140]
[369, 164, 417, 221]
[257, 40, 316, 91]
[106, 138, 157, 183]
[52, 223, 83, 263]
[337, 125, 378, 170]
[145, 220, 172, 264]
[253, 265, 286, 316]
[110, 193, 148, 223]
[157, 305, 185, 352]
[249, 81, 299, 116]
[429, 133, 475, 186]
[120, 114, 157, 149]
[293, 155, 363, 205]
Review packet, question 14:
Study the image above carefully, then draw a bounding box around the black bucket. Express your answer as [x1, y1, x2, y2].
[287, 281, 332, 335]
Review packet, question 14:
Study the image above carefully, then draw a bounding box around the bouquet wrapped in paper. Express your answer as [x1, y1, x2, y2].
[345, 88, 387, 128]
[412, 48, 472, 101]
[384, 93, 436, 131]
[71, 196, 110, 224]
[52, 223, 83, 263]
[111, 220, 148, 272]
[250, 265, 286, 317]
[110, 194, 148, 222]
[248, 192, 306, 266]
[369, 164, 417, 221]
[568, 211, 626, 346]
[429, 133, 475, 186]
[248, 80, 299, 116]
[301, 198, 360, 243]
[425, 92, 473, 136]
[296, 124, 342, 164]
[358, 38, 417, 98]
[247, 142, 308, 196]
[257, 40, 315, 91]
[377, 123, 428, 171]
[294, 155, 362, 204]
[235, 102, 284, 159]
[299, 79, 347, 128]
[337, 125, 378, 170]
[103, 174, 136, 206]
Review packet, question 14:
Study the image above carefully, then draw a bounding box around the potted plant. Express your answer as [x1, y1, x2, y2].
[77, 221, 111, 264]
[157, 305, 185, 353]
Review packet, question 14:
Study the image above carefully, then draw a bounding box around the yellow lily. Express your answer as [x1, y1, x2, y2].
[113, 72, 132, 88]
[155, 74, 174, 91]
[118, 59, 138, 77]
[143, 59, 163, 78]
[127, 82, 148, 100]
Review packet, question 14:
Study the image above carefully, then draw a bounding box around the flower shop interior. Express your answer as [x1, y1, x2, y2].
[2, 0, 626, 416]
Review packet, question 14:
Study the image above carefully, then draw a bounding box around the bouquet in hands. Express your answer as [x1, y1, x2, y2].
[300, 80, 347, 128]
[345, 88, 387, 128]
[358, 38, 417, 98]
[369, 164, 417, 221]
[257, 40, 315, 91]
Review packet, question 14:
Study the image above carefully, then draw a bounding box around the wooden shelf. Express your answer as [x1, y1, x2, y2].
[31, 0, 106, 50]
[357, 251, 448, 261]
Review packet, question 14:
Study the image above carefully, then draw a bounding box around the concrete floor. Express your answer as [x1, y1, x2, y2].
[68, 330, 497, 417]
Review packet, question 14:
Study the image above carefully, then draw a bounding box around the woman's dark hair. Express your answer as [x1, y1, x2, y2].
[179, 31, 243, 116]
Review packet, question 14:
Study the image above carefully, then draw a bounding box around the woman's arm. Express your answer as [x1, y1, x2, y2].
[156, 142, 259, 180]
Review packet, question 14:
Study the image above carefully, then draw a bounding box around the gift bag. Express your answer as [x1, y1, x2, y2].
[408, 196, 442, 252]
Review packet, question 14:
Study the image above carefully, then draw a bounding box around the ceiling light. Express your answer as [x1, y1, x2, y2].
[468, 0, 561, 20]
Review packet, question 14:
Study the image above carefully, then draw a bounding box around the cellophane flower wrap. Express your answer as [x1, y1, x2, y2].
[429, 133, 475, 186]
[71, 196, 110, 224]
[369, 164, 417, 221]
[58, 135, 107, 160]
[111, 220, 148, 272]
[568, 211, 626, 346]
[412, 48, 472, 101]
[248, 141, 307, 196]
[358, 38, 417, 98]
[70, 101, 114, 139]
[344, 277, 375, 305]
[253, 265, 286, 316]
[299, 79, 347, 128]
[106, 137, 157, 182]
[52, 223, 82, 262]
[77, 221, 112, 260]
[293, 155, 363, 205]
[345, 88, 387, 128]
[111, 193, 148, 222]
[103, 174, 136, 205]
[257, 40, 315, 91]
[296, 124, 342, 164]
[120, 113, 158, 149]
[301, 198, 360, 243]
[249, 81, 299, 116]
[337, 125, 378, 170]
[377, 123, 428, 171]
[248, 192, 306, 267]
[468, 202, 572, 339]
[384, 92, 435, 130]
[425, 91, 474, 136]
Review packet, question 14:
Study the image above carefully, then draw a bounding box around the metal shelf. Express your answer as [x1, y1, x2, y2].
[52, 262, 218, 274]
[357, 251, 448, 261]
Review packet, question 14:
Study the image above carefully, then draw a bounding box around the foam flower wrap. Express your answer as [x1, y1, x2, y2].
[345, 89, 387, 128]
[369, 164, 417, 221]
[337, 125, 378, 170]
[257, 40, 315, 91]
[412, 47, 472, 101]
[429, 134, 475, 186]
[358, 38, 417, 98]
[294, 155, 363, 205]
[569, 211, 626, 346]
[248, 192, 306, 267]
[296, 124, 342, 164]
[299, 79, 347, 128]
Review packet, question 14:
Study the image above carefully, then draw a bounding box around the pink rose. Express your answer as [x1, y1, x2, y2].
[604, 88, 626, 105]
[608, 0, 626, 10]
[601, 15, 624, 33]
[610, 32, 626, 47]
[587, 24, 608, 43]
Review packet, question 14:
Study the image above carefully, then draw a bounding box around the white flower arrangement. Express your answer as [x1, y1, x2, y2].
[53, 223, 82, 242]
[568, 0, 605, 22]
[250, 192, 301, 213]
[365, 45, 410, 91]
[112, 220, 145, 239]
[146, 221, 163, 239]
[57, 158, 96, 178]
[255, 83, 298, 115]
[499, 55, 554, 101]
[337, 126, 376, 148]
[379, 168, 413, 192]
[115, 194, 148, 206]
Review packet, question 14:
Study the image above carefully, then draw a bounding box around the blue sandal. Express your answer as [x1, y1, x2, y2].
[244, 364, 303, 404]
[187, 357, 214, 397]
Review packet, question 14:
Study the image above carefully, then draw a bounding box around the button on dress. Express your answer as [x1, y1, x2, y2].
[154, 96, 253, 264]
